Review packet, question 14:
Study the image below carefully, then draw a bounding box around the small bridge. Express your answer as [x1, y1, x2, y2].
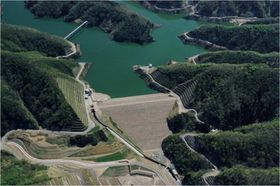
[64, 20, 88, 40]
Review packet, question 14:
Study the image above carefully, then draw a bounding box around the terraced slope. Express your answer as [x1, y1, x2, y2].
[154, 63, 278, 131]
[1, 24, 86, 135]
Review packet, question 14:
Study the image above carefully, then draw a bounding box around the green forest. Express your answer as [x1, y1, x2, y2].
[194, 120, 279, 168]
[158, 63, 278, 131]
[163, 120, 279, 185]
[1, 151, 50, 185]
[1, 24, 71, 57]
[1, 24, 85, 136]
[25, 1, 154, 44]
[187, 24, 279, 53]
[192, 1, 279, 17]
[195, 50, 279, 68]
[69, 129, 108, 147]
[162, 134, 211, 175]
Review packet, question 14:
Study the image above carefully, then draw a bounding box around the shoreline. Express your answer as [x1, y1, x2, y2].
[178, 32, 227, 51]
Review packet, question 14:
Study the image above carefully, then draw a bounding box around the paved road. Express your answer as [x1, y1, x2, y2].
[76, 63, 95, 130]
[99, 93, 175, 108]
[139, 65, 204, 123]
[187, 54, 198, 64]
[181, 133, 220, 185]
[56, 40, 77, 59]
[1, 140, 172, 185]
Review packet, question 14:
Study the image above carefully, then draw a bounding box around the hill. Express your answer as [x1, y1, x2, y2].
[25, 1, 154, 44]
[194, 50, 279, 68]
[163, 120, 279, 185]
[1, 24, 86, 136]
[1, 24, 71, 57]
[192, 1, 279, 18]
[194, 119, 279, 168]
[154, 63, 278, 131]
[183, 166, 279, 185]
[1, 151, 50, 185]
[182, 24, 279, 53]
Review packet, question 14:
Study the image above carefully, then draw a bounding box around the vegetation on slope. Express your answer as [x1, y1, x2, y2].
[192, 1, 279, 18]
[1, 80, 39, 136]
[25, 1, 154, 44]
[158, 63, 278, 131]
[214, 166, 279, 185]
[1, 24, 71, 57]
[162, 134, 211, 175]
[144, 0, 186, 9]
[1, 151, 50, 185]
[194, 120, 279, 168]
[69, 129, 108, 147]
[195, 50, 279, 68]
[1, 51, 83, 133]
[244, 17, 280, 25]
[163, 120, 279, 185]
[183, 166, 279, 185]
[1, 24, 85, 135]
[187, 24, 279, 53]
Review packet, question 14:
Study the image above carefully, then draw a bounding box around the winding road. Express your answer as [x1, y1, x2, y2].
[138, 65, 204, 123]
[181, 133, 220, 185]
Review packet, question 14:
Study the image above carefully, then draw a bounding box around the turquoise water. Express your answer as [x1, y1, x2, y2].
[2, 1, 206, 97]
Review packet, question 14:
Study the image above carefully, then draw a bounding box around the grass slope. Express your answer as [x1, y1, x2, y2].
[57, 77, 88, 126]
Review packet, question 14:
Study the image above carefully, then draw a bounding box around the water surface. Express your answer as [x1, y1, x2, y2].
[2, 1, 206, 97]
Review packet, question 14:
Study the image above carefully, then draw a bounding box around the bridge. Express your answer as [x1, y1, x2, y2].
[64, 20, 88, 40]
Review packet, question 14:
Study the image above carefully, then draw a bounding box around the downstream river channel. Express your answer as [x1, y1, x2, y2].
[2, 1, 206, 97]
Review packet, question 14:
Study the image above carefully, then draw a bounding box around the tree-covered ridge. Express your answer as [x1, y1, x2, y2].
[213, 166, 279, 185]
[194, 120, 279, 168]
[195, 50, 279, 68]
[161, 134, 211, 175]
[163, 120, 279, 185]
[193, 1, 279, 18]
[187, 24, 279, 53]
[157, 63, 278, 131]
[25, 1, 154, 44]
[1, 24, 86, 135]
[1, 151, 50, 185]
[1, 24, 71, 57]
[145, 0, 186, 9]
[1, 80, 39, 136]
[183, 166, 279, 185]
[1, 51, 83, 135]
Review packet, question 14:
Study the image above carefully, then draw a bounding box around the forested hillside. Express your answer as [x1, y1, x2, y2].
[194, 120, 279, 168]
[1, 151, 50, 185]
[186, 24, 279, 53]
[1, 24, 71, 57]
[25, 1, 154, 44]
[192, 1, 279, 18]
[183, 166, 279, 185]
[163, 120, 279, 185]
[161, 135, 211, 175]
[194, 50, 279, 68]
[1, 24, 85, 136]
[157, 63, 278, 131]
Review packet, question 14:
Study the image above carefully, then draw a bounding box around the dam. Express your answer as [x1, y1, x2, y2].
[99, 93, 176, 152]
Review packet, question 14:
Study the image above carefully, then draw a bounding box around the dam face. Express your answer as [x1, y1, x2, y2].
[99, 93, 176, 152]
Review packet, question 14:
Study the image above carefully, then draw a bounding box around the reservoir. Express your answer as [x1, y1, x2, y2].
[2, 1, 206, 98]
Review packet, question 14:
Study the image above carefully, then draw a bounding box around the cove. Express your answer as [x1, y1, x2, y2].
[2, 1, 207, 98]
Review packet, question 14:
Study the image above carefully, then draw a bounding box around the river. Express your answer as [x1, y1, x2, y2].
[2, 1, 206, 98]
